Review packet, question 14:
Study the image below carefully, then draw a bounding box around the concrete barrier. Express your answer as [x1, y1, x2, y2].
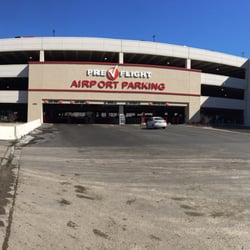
[0, 119, 41, 140]
[0, 126, 15, 140]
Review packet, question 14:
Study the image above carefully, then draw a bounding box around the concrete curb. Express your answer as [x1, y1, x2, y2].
[0, 119, 41, 140]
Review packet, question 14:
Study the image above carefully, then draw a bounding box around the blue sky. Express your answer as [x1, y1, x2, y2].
[1, 0, 250, 57]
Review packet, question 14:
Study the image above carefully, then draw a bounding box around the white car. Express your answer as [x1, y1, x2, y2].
[146, 116, 167, 129]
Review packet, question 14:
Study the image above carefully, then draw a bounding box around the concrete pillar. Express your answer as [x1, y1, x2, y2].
[185, 106, 189, 123]
[187, 97, 200, 123]
[27, 92, 43, 122]
[244, 60, 250, 126]
[119, 52, 124, 64]
[119, 105, 125, 125]
[40, 50, 45, 62]
[186, 58, 191, 69]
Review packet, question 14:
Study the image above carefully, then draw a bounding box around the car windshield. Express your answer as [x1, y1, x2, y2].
[154, 117, 163, 121]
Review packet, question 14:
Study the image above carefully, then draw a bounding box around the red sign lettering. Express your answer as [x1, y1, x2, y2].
[70, 80, 165, 91]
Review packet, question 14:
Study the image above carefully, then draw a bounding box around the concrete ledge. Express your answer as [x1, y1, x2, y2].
[0, 119, 41, 140]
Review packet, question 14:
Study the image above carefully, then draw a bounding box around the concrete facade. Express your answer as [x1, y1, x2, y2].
[28, 63, 201, 123]
[0, 37, 248, 125]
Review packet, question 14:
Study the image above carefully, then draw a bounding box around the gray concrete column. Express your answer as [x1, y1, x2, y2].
[119, 105, 125, 125]
[40, 50, 45, 62]
[186, 58, 191, 69]
[244, 61, 250, 126]
[187, 97, 200, 123]
[119, 52, 124, 64]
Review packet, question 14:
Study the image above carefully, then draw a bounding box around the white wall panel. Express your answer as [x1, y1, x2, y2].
[200, 96, 244, 110]
[189, 47, 247, 67]
[0, 91, 27, 103]
[0, 65, 28, 77]
[201, 73, 246, 89]
[40, 37, 122, 52]
[0, 38, 247, 69]
[0, 38, 42, 51]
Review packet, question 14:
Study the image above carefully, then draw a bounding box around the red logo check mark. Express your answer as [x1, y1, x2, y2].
[107, 65, 119, 80]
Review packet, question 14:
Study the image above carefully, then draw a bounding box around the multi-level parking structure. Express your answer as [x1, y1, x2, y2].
[0, 37, 248, 125]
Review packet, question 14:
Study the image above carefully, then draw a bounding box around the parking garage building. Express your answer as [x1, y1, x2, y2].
[0, 37, 249, 126]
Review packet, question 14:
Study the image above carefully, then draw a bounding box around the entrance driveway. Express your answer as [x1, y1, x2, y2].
[2, 124, 250, 249]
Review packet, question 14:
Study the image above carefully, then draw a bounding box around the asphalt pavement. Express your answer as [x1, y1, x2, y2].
[1, 124, 250, 250]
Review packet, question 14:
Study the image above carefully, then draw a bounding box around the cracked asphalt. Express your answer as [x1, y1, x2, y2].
[1, 124, 250, 250]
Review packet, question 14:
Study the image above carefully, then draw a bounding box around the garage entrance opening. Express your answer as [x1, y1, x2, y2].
[43, 104, 185, 124]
